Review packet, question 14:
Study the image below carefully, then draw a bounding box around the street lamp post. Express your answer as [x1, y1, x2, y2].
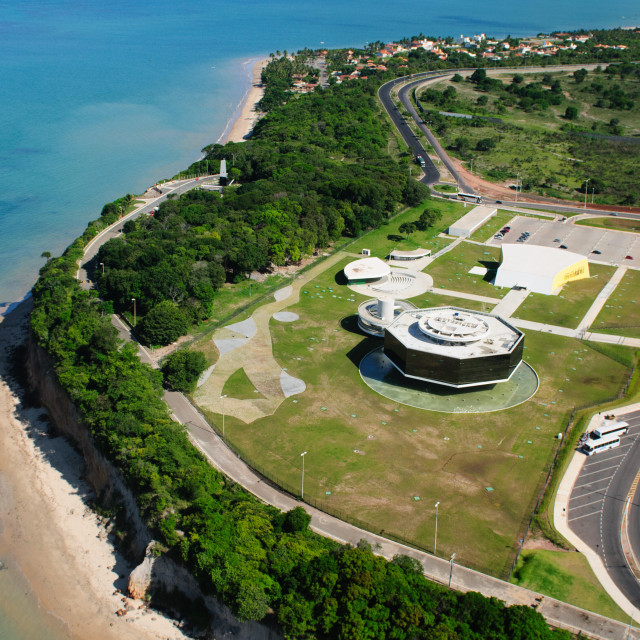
[515, 173, 520, 204]
[99, 262, 104, 275]
[584, 178, 590, 209]
[300, 451, 308, 499]
[449, 552, 456, 588]
[434, 501, 440, 556]
[221, 394, 227, 438]
[131, 298, 136, 327]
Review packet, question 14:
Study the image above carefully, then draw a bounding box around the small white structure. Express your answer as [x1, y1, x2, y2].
[389, 248, 431, 261]
[357, 297, 416, 337]
[495, 244, 589, 295]
[362, 248, 371, 256]
[448, 205, 497, 237]
[344, 257, 390, 284]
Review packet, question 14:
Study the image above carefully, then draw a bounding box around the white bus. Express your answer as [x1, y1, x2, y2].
[457, 192, 482, 204]
[593, 420, 629, 439]
[583, 433, 620, 456]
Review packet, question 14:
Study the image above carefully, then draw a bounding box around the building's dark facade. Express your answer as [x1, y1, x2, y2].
[384, 331, 524, 388]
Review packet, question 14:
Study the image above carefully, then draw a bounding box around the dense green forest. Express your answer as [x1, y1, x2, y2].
[96, 74, 428, 344]
[29, 33, 635, 637]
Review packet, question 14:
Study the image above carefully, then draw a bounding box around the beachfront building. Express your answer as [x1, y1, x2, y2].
[384, 307, 524, 388]
[448, 205, 497, 237]
[494, 244, 589, 295]
[343, 257, 390, 285]
[357, 297, 416, 337]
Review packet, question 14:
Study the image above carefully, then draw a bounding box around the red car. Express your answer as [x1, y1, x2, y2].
[625, 255, 634, 260]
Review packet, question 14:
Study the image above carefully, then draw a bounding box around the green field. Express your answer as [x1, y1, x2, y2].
[576, 216, 640, 233]
[593, 268, 640, 338]
[222, 367, 266, 399]
[470, 212, 514, 242]
[513, 264, 617, 329]
[417, 69, 640, 206]
[357, 198, 467, 259]
[425, 242, 505, 299]
[212, 254, 631, 577]
[511, 549, 629, 623]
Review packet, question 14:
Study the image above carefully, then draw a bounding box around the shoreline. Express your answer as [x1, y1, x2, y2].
[0, 300, 188, 640]
[0, 57, 268, 640]
[218, 57, 268, 144]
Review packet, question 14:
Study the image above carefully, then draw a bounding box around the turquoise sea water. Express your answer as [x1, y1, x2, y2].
[0, 1, 638, 637]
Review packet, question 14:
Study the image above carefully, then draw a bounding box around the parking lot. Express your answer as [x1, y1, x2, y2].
[488, 216, 640, 266]
[567, 410, 640, 555]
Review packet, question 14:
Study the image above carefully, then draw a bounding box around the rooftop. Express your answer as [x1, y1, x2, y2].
[386, 307, 523, 359]
[499, 244, 586, 278]
[344, 257, 390, 281]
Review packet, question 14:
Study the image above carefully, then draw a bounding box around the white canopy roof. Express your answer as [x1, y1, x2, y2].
[344, 257, 390, 281]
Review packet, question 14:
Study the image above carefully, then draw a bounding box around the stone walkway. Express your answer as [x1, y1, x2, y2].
[193, 252, 348, 423]
[577, 267, 627, 334]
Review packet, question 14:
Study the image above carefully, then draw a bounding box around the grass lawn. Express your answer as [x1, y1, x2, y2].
[213, 256, 631, 578]
[512, 264, 617, 329]
[433, 184, 458, 193]
[470, 212, 513, 242]
[359, 198, 467, 259]
[425, 242, 505, 299]
[413, 291, 497, 313]
[576, 217, 640, 233]
[222, 367, 266, 399]
[511, 549, 629, 623]
[593, 268, 640, 338]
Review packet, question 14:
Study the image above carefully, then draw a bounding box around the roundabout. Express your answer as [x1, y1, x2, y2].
[359, 346, 538, 413]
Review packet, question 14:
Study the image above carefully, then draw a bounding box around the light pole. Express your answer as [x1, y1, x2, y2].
[221, 394, 227, 438]
[300, 451, 308, 499]
[99, 262, 104, 275]
[515, 173, 520, 203]
[131, 298, 136, 327]
[449, 552, 456, 588]
[584, 178, 590, 209]
[434, 501, 440, 555]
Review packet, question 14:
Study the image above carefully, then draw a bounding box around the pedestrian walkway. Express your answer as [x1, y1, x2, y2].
[491, 287, 530, 318]
[167, 389, 640, 640]
[577, 267, 627, 334]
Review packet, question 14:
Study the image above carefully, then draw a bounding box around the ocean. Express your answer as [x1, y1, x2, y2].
[0, 0, 638, 636]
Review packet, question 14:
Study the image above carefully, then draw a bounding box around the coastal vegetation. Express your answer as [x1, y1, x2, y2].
[28, 28, 640, 637]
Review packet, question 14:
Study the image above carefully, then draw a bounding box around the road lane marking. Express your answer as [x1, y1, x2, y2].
[568, 498, 604, 511]
[569, 510, 602, 522]
[580, 463, 626, 478]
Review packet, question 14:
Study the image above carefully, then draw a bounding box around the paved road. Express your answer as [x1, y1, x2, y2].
[78, 177, 210, 285]
[568, 411, 640, 608]
[378, 73, 442, 185]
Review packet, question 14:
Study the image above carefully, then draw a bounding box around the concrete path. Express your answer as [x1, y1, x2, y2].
[491, 288, 530, 318]
[166, 389, 640, 640]
[193, 252, 348, 423]
[429, 287, 500, 306]
[577, 267, 628, 334]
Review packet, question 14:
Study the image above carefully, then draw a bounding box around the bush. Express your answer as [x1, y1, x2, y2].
[162, 350, 208, 393]
[564, 106, 579, 120]
[138, 301, 188, 346]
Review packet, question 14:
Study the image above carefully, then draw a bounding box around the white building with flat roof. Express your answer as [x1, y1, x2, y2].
[448, 205, 497, 237]
[389, 248, 431, 261]
[495, 244, 589, 295]
[343, 257, 390, 284]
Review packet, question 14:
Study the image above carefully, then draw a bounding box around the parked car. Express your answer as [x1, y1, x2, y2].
[625, 255, 634, 260]
[559, 244, 568, 249]
[554, 238, 561, 243]
[496, 200, 503, 204]
[592, 249, 602, 255]
[494, 233, 503, 239]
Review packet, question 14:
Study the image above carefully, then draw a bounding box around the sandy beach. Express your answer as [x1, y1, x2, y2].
[0, 301, 189, 640]
[222, 58, 268, 144]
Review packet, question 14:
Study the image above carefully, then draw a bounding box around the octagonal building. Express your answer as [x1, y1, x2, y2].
[383, 307, 524, 388]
